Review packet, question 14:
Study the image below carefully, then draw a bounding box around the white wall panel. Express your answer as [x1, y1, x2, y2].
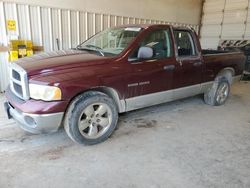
[4, 0, 202, 25]
[201, 12, 223, 24]
[221, 23, 246, 38]
[116, 16, 122, 26]
[224, 0, 248, 10]
[41, 7, 52, 51]
[87, 13, 94, 37]
[70, 11, 78, 48]
[103, 15, 109, 30]
[203, 0, 225, 13]
[245, 7, 250, 37]
[4, 2, 19, 37]
[29, 6, 42, 46]
[0, 2, 7, 46]
[123, 17, 129, 25]
[223, 10, 247, 24]
[0, 53, 9, 92]
[79, 12, 86, 42]
[135, 18, 140, 24]
[17, 4, 31, 40]
[200, 37, 220, 49]
[146, 19, 151, 24]
[61, 10, 70, 50]
[200, 0, 250, 49]
[51, 9, 61, 50]
[129, 17, 134, 24]
[110, 15, 116, 27]
[200, 25, 221, 37]
[245, 20, 250, 37]
[247, 8, 250, 20]
[95, 14, 102, 33]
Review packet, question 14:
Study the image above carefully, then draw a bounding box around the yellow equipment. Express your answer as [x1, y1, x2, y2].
[8, 40, 33, 61]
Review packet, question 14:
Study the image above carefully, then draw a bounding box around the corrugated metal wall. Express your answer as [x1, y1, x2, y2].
[200, 0, 250, 49]
[0, 1, 199, 92]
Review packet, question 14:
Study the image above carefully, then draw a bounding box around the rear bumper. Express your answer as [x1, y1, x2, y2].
[4, 102, 64, 134]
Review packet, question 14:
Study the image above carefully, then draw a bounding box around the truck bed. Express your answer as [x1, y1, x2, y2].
[201, 49, 245, 83]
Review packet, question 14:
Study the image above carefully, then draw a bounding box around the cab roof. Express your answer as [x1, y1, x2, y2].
[115, 24, 194, 31]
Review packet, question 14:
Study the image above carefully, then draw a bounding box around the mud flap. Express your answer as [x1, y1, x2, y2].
[3, 102, 12, 119]
[204, 80, 219, 106]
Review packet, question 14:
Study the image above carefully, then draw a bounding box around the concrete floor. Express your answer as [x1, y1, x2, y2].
[0, 81, 250, 188]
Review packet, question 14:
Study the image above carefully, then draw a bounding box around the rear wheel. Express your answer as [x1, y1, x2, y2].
[204, 78, 230, 106]
[64, 91, 118, 145]
[214, 80, 230, 105]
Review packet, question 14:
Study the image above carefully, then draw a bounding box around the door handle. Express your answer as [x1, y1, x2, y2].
[163, 65, 175, 71]
[193, 62, 202, 67]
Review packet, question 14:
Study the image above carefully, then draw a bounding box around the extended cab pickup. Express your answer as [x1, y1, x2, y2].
[4, 24, 245, 144]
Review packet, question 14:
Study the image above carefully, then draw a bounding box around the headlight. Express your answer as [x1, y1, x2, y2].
[29, 84, 62, 101]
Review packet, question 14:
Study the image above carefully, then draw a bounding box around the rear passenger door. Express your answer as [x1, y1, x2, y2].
[173, 30, 203, 89]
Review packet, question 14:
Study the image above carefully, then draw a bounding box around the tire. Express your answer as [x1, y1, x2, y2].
[64, 91, 118, 145]
[204, 78, 230, 106]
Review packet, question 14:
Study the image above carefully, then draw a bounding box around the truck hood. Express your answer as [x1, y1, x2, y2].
[15, 50, 109, 76]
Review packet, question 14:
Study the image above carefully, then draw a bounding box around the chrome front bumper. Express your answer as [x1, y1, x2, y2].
[4, 102, 64, 134]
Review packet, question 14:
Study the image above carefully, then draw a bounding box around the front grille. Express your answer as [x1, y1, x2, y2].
[9, 63, 29, 100]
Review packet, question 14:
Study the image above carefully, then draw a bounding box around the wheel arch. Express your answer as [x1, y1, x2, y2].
[204, 67, 234, 106]
[216, 67, 235, 84]
[88, 86, 126, 113]
[65, 87, 126, 120]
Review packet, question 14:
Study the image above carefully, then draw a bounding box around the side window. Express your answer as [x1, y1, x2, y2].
[130, 29, 172, 60]
[174, 30, 196, 57]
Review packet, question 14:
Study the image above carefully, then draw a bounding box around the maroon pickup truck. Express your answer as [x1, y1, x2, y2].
[4, 24, 245, 144]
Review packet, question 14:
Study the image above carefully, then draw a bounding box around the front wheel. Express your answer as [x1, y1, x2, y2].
[64, 91, 118, 145]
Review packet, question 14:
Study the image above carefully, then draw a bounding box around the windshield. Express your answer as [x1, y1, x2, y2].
[77, 27, 142, 56]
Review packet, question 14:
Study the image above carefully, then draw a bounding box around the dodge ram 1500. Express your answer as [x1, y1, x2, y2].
[4, 24, 245, 144]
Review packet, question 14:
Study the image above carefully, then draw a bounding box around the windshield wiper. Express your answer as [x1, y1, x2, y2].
[85, 44, 102, 50]
[77, 44, 105, 56]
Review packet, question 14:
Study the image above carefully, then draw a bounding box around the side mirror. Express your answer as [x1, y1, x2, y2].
[137, 46, 153, 59]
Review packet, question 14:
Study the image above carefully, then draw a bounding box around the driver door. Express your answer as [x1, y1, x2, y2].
[125, 28, 176, 110]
